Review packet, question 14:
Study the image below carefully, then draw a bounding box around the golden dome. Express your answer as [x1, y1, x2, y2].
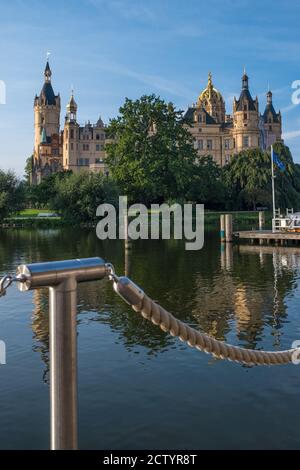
[198, 72, 223, 104]
[66, 92, 77, 112]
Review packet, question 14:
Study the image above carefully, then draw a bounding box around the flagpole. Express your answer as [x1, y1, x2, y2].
[271, 145, 276, 220]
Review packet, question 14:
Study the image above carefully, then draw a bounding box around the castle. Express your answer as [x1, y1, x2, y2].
[184, 72, 282, 165]
[32, 61, 108, 184]
[32, 62, 282, 183]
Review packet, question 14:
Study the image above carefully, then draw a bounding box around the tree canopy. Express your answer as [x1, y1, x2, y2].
[105, 94, 197, 204]
[223, 143, 300, 210]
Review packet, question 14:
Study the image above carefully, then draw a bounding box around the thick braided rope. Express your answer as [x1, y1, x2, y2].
[132, 294, 296, 365]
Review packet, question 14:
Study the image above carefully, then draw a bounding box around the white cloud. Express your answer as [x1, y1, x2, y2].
[282, 129, 300, 140]
[87, 0, 155, 23]
[281, 103, 298, 114]
[95, 59, 195, 99]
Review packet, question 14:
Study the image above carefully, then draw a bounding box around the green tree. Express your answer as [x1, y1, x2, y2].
[272, 142, 300, 209]
[105, 94, 197, 204]
[223, 144, 300, 211]
[0, 170, 25, 220]
[52, 171, 119, 223]
[24, 155, 33, 184]
[186, 155, 226, 208]
[27, 171, 72, 208]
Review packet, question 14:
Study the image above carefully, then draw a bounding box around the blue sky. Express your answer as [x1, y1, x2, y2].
[0, 0, 300, 176]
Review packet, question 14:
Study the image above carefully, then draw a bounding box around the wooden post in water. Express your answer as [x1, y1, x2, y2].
[124, 214, 131, 252]
[258, 211, 265, 230]
[124, 215, 131, 277]
[220, 215, 225, 243]
[259, 211, 265, 245]
[225, 214, 233, 242]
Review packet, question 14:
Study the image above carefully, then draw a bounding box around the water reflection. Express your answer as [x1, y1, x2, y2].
[1, 228, 300, 381]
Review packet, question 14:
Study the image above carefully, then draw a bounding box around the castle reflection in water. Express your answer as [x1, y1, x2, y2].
[1, 227, 299, 381]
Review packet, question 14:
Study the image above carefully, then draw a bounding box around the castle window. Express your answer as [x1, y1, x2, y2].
[71, 143, 74, 150]
[66, 130, 68, 139]
[198, 114, 203, 123]
[243, 113, 247, 120]
[83, 144, 89, 151]
[100, 134, 105, 140]
[96, 144, 100, 151]
[233, 138, 236, 148]
[243, 136, 249, 147]
[96, 134, 100, 140]
[269, 125, 272, 131]
[244, 104, 247, 111]
[268, 117, 272, 123]
[224, 139, 230, 150]
[85, 158, 89, 166]
[70, 129, 74, 139]
[198, 139, 203, 150]
[207, 139, 213, 150]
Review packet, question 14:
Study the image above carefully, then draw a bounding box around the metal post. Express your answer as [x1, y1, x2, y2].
[225, 214, 233, 242]
[50, 277, 78, 450]
[16, 257, 107, 450]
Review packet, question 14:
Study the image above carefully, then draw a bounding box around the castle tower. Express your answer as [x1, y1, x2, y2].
[262, 90, 282, 148]
[197, 72, 225, 123]
[31, 61, 62, 183]
[63, 92, 79, 170]
[232, 71, 260, 152]
[33, 61, 61, 160]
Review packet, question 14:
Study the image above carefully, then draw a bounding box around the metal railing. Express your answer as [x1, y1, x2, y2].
[2, 258, 108, 450]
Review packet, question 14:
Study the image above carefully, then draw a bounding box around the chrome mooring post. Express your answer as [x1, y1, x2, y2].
[16, 258, 108, 450]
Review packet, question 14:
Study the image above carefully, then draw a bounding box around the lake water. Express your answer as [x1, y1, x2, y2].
[0, 227, 300, 449]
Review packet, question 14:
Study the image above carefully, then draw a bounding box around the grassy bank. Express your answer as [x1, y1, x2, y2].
[0, 209, 272, 230]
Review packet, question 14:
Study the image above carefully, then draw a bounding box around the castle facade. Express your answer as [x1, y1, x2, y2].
[32, 63, 282, 183]
[32, 62, 108, 184]
[184, 72, 282, 165]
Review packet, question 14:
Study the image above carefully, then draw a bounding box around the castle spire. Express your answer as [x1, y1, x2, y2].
[267, 89, 272, 104]
[44, 61, 52, 83]
[242, 69, 248, 90]
[66, 90, 77, 122]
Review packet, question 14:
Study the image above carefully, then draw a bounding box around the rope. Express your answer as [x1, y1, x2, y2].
[116, 279, 296, 365]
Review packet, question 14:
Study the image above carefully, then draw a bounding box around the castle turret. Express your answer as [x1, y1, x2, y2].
[63, 92, 79, 170]
[262, 90, 282, 147]
[32, 61, 62, 184]
[66, 92, 77, 123]
[232, 71, 260, 152]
